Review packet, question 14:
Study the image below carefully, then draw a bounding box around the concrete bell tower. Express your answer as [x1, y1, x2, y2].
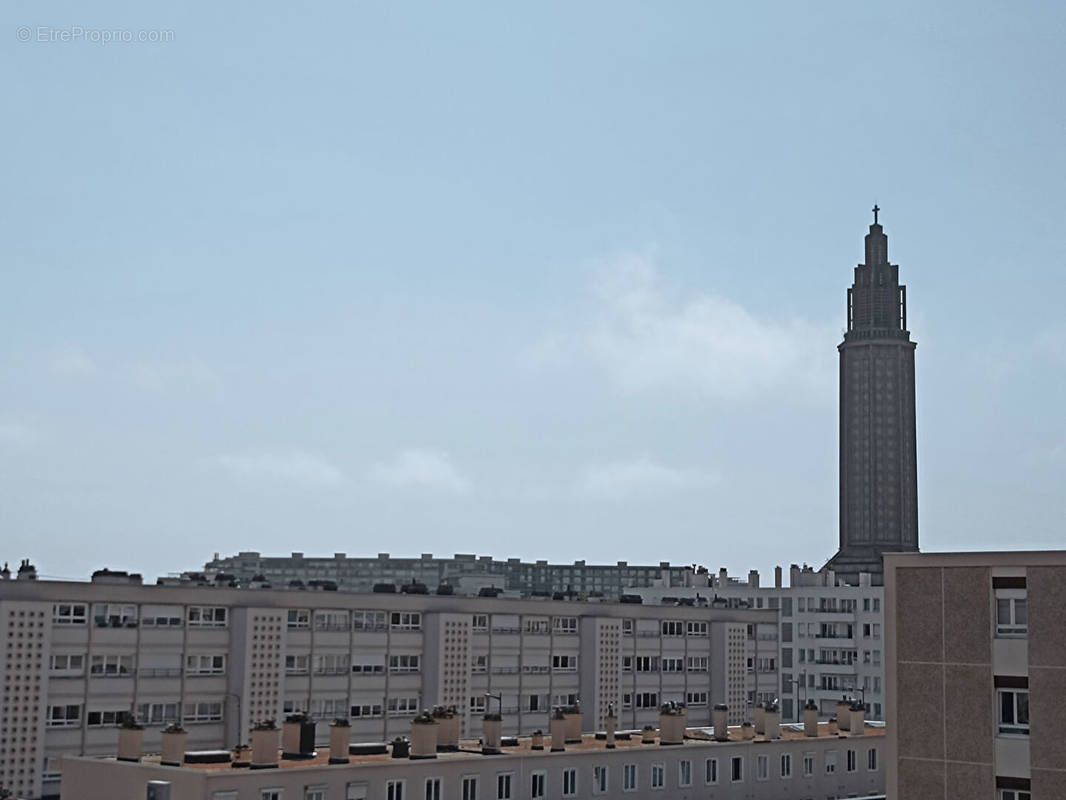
[825, 207, 919, 585]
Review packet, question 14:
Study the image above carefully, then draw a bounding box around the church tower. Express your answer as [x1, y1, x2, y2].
[825, 208, 919, 585]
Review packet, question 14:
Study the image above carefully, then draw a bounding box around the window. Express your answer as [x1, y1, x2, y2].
[386, 780, 405, 800]
[756, 754, 769, 780]
[472, 614, 488, 632]
[635, 656, 659, 672]
[731, 756, 743, 782]
[621, 693, 632, 710]
[285, 654, 310, 675]
[524, 617, 549, 634]
[49, 653, 85, 674]
[846, 749, 857, 772]
[661, 620, 684, 636]
[873, 598, 881, 611]
[186, 654, 226, 675]
[87, 709, 129, 727]
[650, 763, 664, 790]
[685, 691, 708, 706]
[391, 612, 421, 630]
[188, 606, 227, 627]
[996, 591, 1028, 637]
[287, 609, 310, 628]
[678, 760, 692, 787]
[635, 692, 659, 709]
[552, 654, 577, 672]
[469, 696, 487, 714]
[553, 616, 578, 634]
[686, 656, 708, 672]
[705, 758, 718, 784]
[388, 697, 418, 716]
[803, 753, 815, 777]
[92, 603, 137, 627]
[623, 764, 637, 792]
[495, 773, 512, 800]
[183, 702, 223, 723]
[867, 747, 878, 771]
[781, 753, 792, 777]
[350, 703, 382, 718]
[998, 791, 1031, 800]
[622, 655, 632, 672]
[214, 793, 238, 800]
[530, 772, 545, 799]
[661, 657, 684, 672]
[47, 704, 81, 727]
[423, 779, 441, 800]
[52, 603, 87, 625]
[261, 791, 283, 800]
[592, 765, 608, 794]
[686, 620, 708, 636]
[999, 689, 1030, 735]
[389, 654, 421, 673]
[315, 610, 348, 631]
[346, 786, 368, 800]
[825, 751, 837, 774]
[353, 610, 387, 631]
[138, 702, 178, 725]
[305, 787, 327, 800]
[562, 768, 577, 797]
[622, 619, 634, 635]
[90, 654, 134, 677]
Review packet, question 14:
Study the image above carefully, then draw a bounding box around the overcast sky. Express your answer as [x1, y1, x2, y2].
[3, 1, 1064, 582]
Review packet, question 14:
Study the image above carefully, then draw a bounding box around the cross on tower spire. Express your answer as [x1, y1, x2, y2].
[872, 204, 880, 224]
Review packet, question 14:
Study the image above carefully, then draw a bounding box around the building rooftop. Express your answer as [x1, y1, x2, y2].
[108, 723, 885, 772]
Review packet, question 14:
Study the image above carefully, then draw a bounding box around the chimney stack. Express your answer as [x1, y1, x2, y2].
[251, 721, 280, 770]
[605, 707, 617, 749]
[741, 722, 755, 740]
[117, 720, 144, 763]
[433, 706, 460, 752]
[763, 704, 780, 739]
[753, 704, 766, 735]
[550, 710, 567, 752]
[481, 714, 502, 755]
[836, 698, 851, 732]
[803, 700, 819, 737]
[774, 566, 783, 588]
[160, 725, 186, 767]
[850, 702, 865, 735]
[410, 712, 439, 759]
[282, 714, 316, 759]
[329, 719, 351, 764]
[658, 702, 686, 746]
[712, 704, 729, 741]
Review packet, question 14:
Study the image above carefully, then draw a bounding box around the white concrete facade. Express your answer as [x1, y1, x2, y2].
[0, 572, 774, 799]
[630, 564, 886, 723]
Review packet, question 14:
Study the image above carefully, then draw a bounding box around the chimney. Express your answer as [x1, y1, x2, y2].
[329, 719, 351, 764]
[718, 568, 727, 587]
[850, 702, 865, 735]
[753, 704, 766, 735]
[741, 722, 755, 740]
[803, 700, 819, 737]
[160, 725, 186, 766]
[774, 566, 783, 588]
[764, 704, 780, 739]
[550, 710, 567, 752]
[410, 712, 439, 759]
[146, 782, 171, 800]
[531, 730, 544, 751]
[16, 559, 37, 581]
[481, 713, 502, 755]
[251, 721, 280, 769]
[641, 725, 657, 744]
[605, 707, 617, 749]
[828, 716, 838, 736]
[433, 706, 460, 752]
[748, 570, 759, 589]
[712, 704, 729, 741]
[117, 720, 145, 762]
[658, 703, 686, 745]
[282, 714, 316, 759]
[563, 703, 583, 744]
[835, 698, 851, 732]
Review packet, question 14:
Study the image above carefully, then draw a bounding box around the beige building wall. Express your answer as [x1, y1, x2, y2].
[886, 551, 1066, 800]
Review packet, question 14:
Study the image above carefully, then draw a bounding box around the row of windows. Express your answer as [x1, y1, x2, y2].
[51, 604, 228, 628]
[622, 656, 709, 672]
[46, 702, 223, 726]
[219, 748, 880, 800]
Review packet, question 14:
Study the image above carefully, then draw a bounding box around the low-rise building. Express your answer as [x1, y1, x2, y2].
[61, 712, 886, 800]
[885, 550, 1066, 800]
[0, 565, 774, 799]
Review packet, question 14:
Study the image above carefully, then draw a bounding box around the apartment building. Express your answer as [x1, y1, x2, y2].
[61, 714, 886, 800]
[631, 564, 885, 723]
[199, 551, 689, 598]
[885, 550, 1066, 800]
[0, 567, 773, 799]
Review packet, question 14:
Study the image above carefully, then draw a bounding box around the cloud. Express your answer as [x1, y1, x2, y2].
[0, 421, 38, 447]
[576, 457, 718, 499]
[213, 452, 345, 488]
[133, 360, 219, 392]
[50, 346, 96, 377]
[370, 448, 471, 494]
[533, 253, 835, 403]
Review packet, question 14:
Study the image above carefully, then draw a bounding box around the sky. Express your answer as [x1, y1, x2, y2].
[2, 1, 1064, 582]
